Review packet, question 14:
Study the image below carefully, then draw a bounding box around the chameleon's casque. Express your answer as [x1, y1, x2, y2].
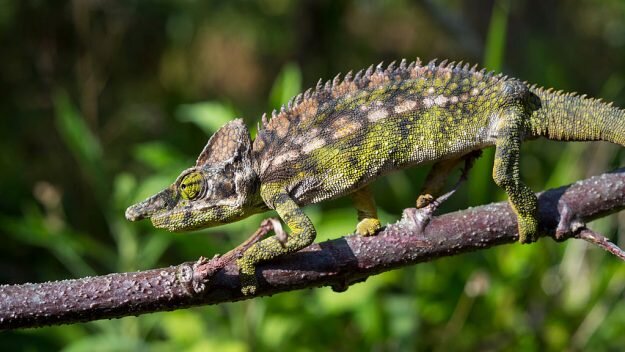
[127, 58, 625, 294]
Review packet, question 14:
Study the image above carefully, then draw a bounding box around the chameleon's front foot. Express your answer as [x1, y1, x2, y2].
[237, 257, 259, 295]
[356, 218, 381, 236]
[235, 217, 288, 295]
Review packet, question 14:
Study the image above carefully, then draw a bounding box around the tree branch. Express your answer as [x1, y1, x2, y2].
[2, 169, 625, 330]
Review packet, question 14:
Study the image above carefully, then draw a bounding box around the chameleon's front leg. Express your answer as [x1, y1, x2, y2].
[237, 186, 316, 295]
[492, 108, 539, 244]
[351, 186, 381, 236]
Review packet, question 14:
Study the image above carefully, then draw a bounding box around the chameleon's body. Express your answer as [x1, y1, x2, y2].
[126, 59, 625, 294]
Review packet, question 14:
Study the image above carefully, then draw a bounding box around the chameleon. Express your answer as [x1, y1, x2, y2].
[125, 58, 625, 294]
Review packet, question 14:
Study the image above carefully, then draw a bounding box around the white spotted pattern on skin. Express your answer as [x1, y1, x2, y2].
[271, 150, 301, 167]
[434, 95, 449, 106]
[293, 128, 319, 145]
[332, 119, 361, 139]
[303, 137, 327, 154]
[394, 100, 417, 114]
[367, 109, 389, 122]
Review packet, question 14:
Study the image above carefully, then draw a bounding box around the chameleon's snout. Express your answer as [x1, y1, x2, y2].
[125, 204, 147, 221]
[125, 188, 176, 222]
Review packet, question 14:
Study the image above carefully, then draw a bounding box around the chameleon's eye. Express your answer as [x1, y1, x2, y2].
[179, 171, 205, 200]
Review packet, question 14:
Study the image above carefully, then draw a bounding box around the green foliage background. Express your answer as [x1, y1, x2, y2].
[1, 0, 625, 350]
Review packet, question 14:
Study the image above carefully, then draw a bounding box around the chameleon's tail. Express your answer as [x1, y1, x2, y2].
[528, 86, 625, 146]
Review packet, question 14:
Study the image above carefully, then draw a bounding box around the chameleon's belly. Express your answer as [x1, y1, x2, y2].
[286, 115, 494, 205]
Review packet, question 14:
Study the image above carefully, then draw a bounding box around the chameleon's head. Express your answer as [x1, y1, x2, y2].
[125, 119, 264, 231]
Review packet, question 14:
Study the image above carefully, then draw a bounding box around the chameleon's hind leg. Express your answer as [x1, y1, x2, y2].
[237, 185, 316, 295]
[416, 151, 482, 208]
[406, 152, 480, 233]
[351, 185, 381, 236]
[416, 157, 464, 208]
[492, 107, 539, 244]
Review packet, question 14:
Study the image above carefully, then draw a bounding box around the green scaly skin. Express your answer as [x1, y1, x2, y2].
[126, 59, 625, 295]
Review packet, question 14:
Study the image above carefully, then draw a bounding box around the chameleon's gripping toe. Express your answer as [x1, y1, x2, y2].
[356, 218, 382, 236]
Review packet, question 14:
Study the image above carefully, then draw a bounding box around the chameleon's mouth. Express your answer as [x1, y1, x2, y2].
[125, 188, 176, 222]
[125, 204, 150, 221]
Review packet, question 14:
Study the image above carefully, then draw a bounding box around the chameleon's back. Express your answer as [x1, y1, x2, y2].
[253, 60, 509, 205]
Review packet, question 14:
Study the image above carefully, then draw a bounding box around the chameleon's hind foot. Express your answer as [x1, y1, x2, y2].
[356, 217, 382, 236]
[416, 193, 435, 208]
[352, 186, 381, 236]
[516, 214, 540, 244]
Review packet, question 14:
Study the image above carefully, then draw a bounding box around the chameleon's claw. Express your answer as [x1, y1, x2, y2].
[240, 280, 258, 295]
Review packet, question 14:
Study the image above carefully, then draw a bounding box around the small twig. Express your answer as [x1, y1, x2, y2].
[576, 228, 625, 261]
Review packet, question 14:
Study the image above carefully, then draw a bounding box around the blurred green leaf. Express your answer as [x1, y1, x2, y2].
[53, 91, 103, 173]
[133, 142, 187, 171]
[160, 310, 207, 344]
[176, 101, 238, 135]
[53, 90, 109, 202]
[269, 62, 302, 108]
[483, 0, 510, 71]
[260, 315, 301, 350]
[62, 334, 146, 352]
[0, 204, 116, 277]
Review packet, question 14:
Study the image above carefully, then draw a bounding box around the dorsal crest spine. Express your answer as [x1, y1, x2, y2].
[257, 58, 508, 138]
